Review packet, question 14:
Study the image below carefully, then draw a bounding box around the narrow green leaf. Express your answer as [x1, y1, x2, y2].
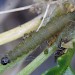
[17, 45, 57, 75]
[43, 42, 75, 75]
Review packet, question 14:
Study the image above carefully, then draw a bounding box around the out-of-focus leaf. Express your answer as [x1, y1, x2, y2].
[63, 67, 75, 75]
[43, 43, 75, 75]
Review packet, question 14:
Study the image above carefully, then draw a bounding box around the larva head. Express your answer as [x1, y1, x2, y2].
[1, 57, 10, 65]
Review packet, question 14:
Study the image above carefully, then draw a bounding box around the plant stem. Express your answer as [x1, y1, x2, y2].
[17, 45, 57, 75]
[0, 15, 42, 45]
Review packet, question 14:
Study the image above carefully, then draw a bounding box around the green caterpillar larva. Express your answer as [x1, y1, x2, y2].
[1, 11, 75, 65]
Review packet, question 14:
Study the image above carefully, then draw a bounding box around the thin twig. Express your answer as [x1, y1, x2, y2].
[36, 1, 58, 32]
[0, 4, 37, 14]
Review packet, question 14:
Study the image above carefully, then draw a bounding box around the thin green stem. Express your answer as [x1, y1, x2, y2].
[17, 45, 57, 75]
[0, 15, 42, 45]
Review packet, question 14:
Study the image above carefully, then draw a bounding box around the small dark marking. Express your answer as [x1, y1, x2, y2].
[44, 49, 48, 54]
[54, 38, 67, 62]
[22, 34, 29, 40]
[1, 57, 10, 65]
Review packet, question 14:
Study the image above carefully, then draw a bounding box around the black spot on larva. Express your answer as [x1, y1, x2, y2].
[54, 48, 66, 62]
[54, 38, 66, 62]
[1, 57, 10, 65]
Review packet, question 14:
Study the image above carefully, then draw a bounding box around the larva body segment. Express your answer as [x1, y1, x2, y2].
[54, 17, 75, 61]
[56, 21, 75, 48]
